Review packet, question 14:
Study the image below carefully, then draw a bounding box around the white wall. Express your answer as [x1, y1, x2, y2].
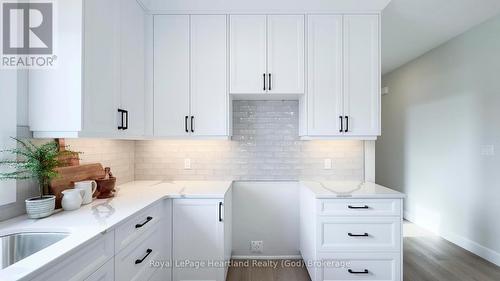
[232, 181, 300, 258]
[377, 14, 500, 265]
[0, 70, 18, 205]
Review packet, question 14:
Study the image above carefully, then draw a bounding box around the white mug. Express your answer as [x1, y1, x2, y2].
[74, 180, 97, 205]
[61, 189, 85, 211]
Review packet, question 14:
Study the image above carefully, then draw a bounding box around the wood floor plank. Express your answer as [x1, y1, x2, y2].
[227, 223, 500, 281]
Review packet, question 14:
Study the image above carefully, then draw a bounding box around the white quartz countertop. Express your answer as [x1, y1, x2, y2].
[300, 181, 405, 199]
[0, 180, 232, 281]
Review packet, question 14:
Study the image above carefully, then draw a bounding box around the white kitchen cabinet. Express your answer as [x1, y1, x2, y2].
[229, 15, 304, 95]
[119, 0, 146, 138]
[30, 231, 114, 281]
[85, 259, 114, 281]
[343, 15, 380, 136]
[267, 15, 305, 94]
[303, 14, 381, 139]
[229, 15, 267, 94]
[172, 194, 232, 281]
[306, 15, 343, 136]
[153, 15, 190, 137]
[154, 15, 229, 137]
[29, 0, 146, 139]
[299, 184, 403, 281]
[190, 15, 228, 136]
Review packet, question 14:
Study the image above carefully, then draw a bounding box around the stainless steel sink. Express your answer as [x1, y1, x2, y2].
[1, 232, 69, 269]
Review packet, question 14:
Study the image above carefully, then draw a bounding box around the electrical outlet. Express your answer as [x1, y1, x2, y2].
[324, 159, 332, 170]
[250, 241, 263, 253]
[184, 158, 191, 169]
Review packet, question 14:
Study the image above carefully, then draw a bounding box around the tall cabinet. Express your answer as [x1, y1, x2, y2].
[229, 15, 304, 95]
[154, 15, 228, 137]
[304, 14, 380, 138]
[29, 0, 145, 139]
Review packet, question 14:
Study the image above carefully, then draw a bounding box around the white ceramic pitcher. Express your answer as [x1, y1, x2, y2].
[74, 180, 97, 205]
[61, 189, 85, 211]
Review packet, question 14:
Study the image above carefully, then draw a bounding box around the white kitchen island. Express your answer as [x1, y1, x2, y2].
[299, 181, 405, 281]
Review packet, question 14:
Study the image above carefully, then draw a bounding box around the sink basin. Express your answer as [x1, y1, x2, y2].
[1, 232, 69, 269]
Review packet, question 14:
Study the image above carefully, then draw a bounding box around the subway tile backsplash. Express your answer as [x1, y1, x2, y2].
[135, 101, 364, 181]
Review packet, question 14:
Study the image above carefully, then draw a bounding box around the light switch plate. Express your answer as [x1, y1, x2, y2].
[324, 159, 332, 170]
[480, 145, 495, 156]
[184, 158, 191, 169]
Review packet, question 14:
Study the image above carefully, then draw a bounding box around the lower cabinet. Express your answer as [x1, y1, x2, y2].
[30, 231, 114, 281]
[300, 185, 403, 281]
[172, 196, 232, 281]
[28, 191, 234, 281]
[85, 259, 114, 281]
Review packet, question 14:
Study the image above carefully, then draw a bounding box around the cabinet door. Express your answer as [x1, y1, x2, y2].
[343, 15, 380, 136]
[190, 15, 228, 136]
[154, 15, 190, 137]
[84, 259, 114, 281]
[173, 199, 225, 281]
[120, 0, 145, 137]
[307, 15, 343, 135]
[83, 0, 120, 136]
[267, 15, 305, 94]
[229, 15, 267, 94]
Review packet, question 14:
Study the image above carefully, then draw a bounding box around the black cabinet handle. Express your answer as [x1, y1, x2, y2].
[348, 232, 369, 237]
[135, 216, 153, 228]
[339, 116, 343, 133]
[268, 73, 272, 91]
[345, 116, 349, 132]
[263, 73, 266, 91]
[124, 110, 129, 130]
[219, 202, 223, 222]
[348, 205, 369, 209]
[117, 109, 125, 130]
[348, 269, 369, 274]
[135, 249, 152, 264]
[191, 116, 195, 133]
[185, 116, 189, 133]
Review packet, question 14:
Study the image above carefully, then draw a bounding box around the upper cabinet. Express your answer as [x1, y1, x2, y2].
[29, 0, 145, 139]
[343, 15, 380, 137]
[154, 15, 229, 138]
[303, 14, 380, 139]
[229, 15, 305, 95]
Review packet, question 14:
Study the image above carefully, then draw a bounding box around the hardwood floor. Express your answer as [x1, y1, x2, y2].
[226, 222, 500, 281]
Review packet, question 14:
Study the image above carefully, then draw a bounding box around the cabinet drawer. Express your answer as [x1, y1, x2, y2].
[318, 199, 401, 217]
[31, 231, 114, 281]
[115, 221, 167, 281]
[318, 217, 400, 252]
[318, 253, 401, 281]
[115, 202, 163, 253]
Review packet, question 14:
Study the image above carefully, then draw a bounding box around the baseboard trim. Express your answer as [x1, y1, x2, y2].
[404, 211, 500, 266]
[231, 255, 303, 260]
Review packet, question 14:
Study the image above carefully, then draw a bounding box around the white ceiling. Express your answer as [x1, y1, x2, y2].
[382, 0, 500, 74]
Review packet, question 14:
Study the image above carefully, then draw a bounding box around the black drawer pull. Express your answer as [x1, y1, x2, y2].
[219, 202, 223, 222]
[339, 116, 343, 132]
[348, 205, 369, 209]
[135, 249, 152, 264]
[348, 232, 369, 237]
[263, 73, 266, 91]
[135, 216, 153, 228]
[345, 115, 349, 132]
[185, 116, 189, 133]
[348, 269, 369, 274]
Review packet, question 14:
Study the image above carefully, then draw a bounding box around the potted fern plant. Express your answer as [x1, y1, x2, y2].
[0, 138, 73, 219]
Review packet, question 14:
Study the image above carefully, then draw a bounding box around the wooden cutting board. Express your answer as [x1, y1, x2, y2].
[50, 163, 106, 209]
